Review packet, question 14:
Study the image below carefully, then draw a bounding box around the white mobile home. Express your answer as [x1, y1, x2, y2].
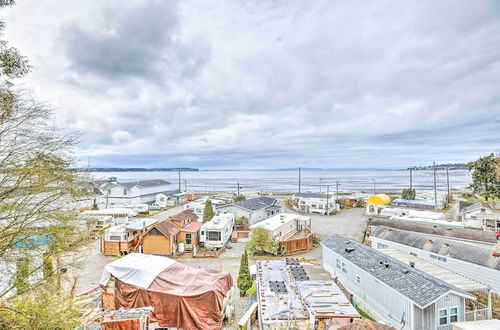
[81, 208, 137, 225]
[249, 213, 311, 241]
[292, 193, 339, 215]
[200, 214, 234, 249]
[368, 218, 498, 250]
[459, 202, 500, 233]
[370, 226, 500, 294]
[322, 235, 478, 330]
[184, 198, 227, 220]
[99, 179, 173, 206]
[216, 196, 282, 225]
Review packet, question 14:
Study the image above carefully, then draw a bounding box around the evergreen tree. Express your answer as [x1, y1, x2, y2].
[467, 153, 500, 200]
[234, 194, 246, 202]
[203, 199, 214, 222]
[237, 250, 252, 294]
[401, 188, 416, 200]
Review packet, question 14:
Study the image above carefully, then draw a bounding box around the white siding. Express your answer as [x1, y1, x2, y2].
[323, 246, 413, 329]
[371, 237, 500, 294]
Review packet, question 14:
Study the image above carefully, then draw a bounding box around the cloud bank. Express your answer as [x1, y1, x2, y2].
[3, 0, 500, 168]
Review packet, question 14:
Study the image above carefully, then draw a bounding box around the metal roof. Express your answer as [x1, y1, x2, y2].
[103, 179, 171, 189]
[371, 226, 500, 270]
[293, 193, 330, 199]
[379, 248, 488, 292]
[234, 196, 278, 211]
[249, 213, 307, 231]
[393, 199, 435, 207]
[369, 218, 497, 244]
[321, 235, 474, 308]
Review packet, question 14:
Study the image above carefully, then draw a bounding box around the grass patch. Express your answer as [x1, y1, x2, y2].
[354, 305, 375, 320]
[138, 210, 163, 218]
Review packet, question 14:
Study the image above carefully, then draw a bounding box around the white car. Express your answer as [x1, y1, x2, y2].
[150, 203, 165, 210]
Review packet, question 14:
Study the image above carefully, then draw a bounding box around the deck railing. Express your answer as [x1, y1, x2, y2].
[465, 301, 489, 321]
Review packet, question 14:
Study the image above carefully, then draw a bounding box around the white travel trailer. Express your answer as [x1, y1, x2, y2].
[81, 208, 137, 225]
[200, 214, 234, 249]
[122, 204, 149, 214]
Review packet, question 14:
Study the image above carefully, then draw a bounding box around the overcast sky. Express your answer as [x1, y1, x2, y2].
[3, 0, 500, 169]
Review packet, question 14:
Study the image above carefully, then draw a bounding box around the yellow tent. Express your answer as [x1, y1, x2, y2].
[367, 194, 391, 205]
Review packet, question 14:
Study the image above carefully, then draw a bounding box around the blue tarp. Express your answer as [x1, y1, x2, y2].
[393, 198, 435, 207]
[13, 234, 53, 249]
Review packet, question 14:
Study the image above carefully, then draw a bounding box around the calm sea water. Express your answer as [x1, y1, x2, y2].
[90, 169, 472, 194]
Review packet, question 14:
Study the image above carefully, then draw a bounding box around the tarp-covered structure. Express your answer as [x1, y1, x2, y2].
[367, 194, 391, 205]
[100, 253, 233, 330]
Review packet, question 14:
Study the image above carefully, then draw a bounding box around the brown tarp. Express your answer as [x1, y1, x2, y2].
[114, 262, 233, 330]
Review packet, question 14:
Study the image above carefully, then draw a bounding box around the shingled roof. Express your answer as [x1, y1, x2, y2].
[103, 179, 171, 189]
[321, 235, 474, 308]
[293, 193, 329, 199]
[169, 209, 198, 223]
[369, 218, 497, 244]
[147, 220, 180, 237]
[371, 226, 500, 270]
[234, 197, 278, 211]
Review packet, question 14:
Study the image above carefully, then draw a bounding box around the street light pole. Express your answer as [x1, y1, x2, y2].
[326, 185, 330, 216]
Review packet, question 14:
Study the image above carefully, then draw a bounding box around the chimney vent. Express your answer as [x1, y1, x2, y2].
[409, 261, 415, 268]
[345, 247, 355, 253]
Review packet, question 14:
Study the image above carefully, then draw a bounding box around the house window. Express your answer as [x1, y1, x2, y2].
[107, 189, 111, 195]
[109, 235, 121, 241]
[430, 254, 438, 259]
[336, 258, 341, 270]
[319, 205, 323, 209]
[186, 233, 192, 245]
[356, 275, 361, 283]
[437, 256, 447, 262]
[410, 252, 417, 257]
[377, 243, 389, 249]
[312, 204, 317, 208]
[201, 231, 204, 235]
[450, 307, 458, 323]
[439, 309, 448, 325]
[341, 262, 347, 273]
[301, 201, 305, 204]
[123, 189, 127, 195]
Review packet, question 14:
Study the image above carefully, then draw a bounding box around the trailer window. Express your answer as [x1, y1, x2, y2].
[207, 231, 221, 241]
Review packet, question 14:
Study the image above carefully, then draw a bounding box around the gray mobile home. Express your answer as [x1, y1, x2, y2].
[370, 226, 500, 294]
[321, 235, 477, 330]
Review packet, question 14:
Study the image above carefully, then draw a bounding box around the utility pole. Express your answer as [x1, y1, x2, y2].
[409, 168, 413, 190]
[319, 178, 322, 193]
[372, 179, 376, 195]
[184, 179, 187, 192]
[336, 181, 339, 203]
[298, 167, 301, 193]
[433, 161, 438, 211]
[237, 182, 240, 196]
[446, 166, 450, 203]
[326, 185, 330, 216]
[178, 168, 181, 190]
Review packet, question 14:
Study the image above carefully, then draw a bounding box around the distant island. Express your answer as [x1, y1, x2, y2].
[76, 167, 199, 172]
[407, 163, 467, 170]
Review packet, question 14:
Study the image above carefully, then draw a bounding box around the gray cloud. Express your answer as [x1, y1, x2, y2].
[2, 0, 500, 169]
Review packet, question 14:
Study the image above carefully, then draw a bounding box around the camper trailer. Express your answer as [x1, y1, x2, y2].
[200, 214, 234, 249]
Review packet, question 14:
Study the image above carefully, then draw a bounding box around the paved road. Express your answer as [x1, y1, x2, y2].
[71, 204, 367, 295]
[69, 205, 187, 295]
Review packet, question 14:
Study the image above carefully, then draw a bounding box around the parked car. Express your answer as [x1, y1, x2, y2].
[150, 202, 165, 210]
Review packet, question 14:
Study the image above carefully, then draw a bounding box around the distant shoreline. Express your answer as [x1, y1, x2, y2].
[75, 167, 199, 172]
